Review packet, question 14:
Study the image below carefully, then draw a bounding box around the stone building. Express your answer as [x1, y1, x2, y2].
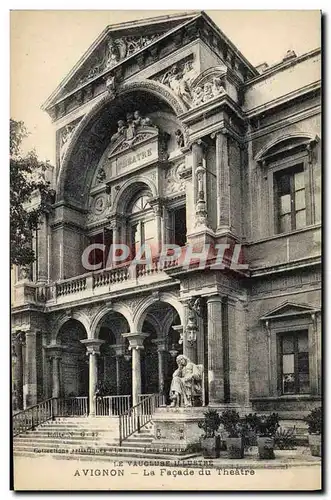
[12, 11, 321, 421]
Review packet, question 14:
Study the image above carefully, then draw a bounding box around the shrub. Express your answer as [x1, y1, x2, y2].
[274, 426, 297, 450]
[219, 410, 244, 438]
[198, 409, 221, 438]
[304, 407, 322, 435]
[245, 413, 279, 437]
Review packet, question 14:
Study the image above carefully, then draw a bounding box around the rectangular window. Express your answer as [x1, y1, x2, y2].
[275, 164, 306, 234]
[167, 206, 187, 247]
[89, 229, 113, 269]
[279, 331, 309, 395]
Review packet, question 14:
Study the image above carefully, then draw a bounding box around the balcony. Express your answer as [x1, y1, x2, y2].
[12, 257, 180, 309]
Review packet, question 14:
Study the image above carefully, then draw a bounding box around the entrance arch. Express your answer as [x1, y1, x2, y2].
[57, 83, 186, 207]
[137, 299, 183, 401]
[94, 310, 132, 397]
[56, 319, 88, 397]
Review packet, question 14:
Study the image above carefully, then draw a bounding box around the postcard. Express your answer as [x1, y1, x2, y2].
[10, 9, 322, 491]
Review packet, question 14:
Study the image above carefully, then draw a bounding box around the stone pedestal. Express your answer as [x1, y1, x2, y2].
[151, 407, 205, 453]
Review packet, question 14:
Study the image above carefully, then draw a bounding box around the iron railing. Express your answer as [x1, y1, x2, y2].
[54, 397, 88, 417]
[96, 395, 131, 416]
[13, 398, 55, 437]
[119, 393, 164, 445]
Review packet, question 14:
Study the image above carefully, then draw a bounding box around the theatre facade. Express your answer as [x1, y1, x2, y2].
[11, 11, 321, 420]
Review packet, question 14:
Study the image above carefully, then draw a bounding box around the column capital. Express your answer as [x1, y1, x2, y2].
[12, 330, 26, 346]
[122, 332, 149, 350]
[210, 127, 228, 140]
[152, 338, 167, 351]
[207, 294, 224, 304]
[80, 339, 105, 355]
[149, 196, 164, 216]
[190, 138, 208, 151]
[110, 343, 125, 357]
[45, 344, 65, 358]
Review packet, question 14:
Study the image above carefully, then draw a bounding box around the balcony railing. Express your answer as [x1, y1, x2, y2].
[45, 256, 179, 301]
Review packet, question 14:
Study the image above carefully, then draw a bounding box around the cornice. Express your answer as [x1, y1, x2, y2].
[245, 47, 321, 87]
[245, 104, 321, 143]
[249, 256, 321, 279]
[245, 80, 321, 118]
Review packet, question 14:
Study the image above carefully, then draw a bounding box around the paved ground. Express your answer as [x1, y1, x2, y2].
[13, 449, 322, 491]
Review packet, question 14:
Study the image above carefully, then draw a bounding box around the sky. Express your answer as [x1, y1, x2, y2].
[10, 9, 321, 163]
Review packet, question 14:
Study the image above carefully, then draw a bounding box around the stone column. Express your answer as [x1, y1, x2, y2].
[23, 330, 38, 408]
[46, 346, 63, 398]
[152, 339, 166, 395]
[112, 344, 125, 395]
[81, 339, 105, 416]
[122, 333, 149, 407]
[207, 296, 224, 405]
[227, 298, 251, 410]
[150, 197, 163, 257]
[109, 217, 121, 266]
[214, 131, 230, 231]
[12, 331, 25, 411]
[37, 215, 48, 283]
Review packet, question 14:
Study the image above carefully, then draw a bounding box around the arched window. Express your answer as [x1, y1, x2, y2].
[127, 191, 157, 259]
[130, 195, 152, 214]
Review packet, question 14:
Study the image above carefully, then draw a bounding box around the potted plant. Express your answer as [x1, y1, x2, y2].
[304, 407, 322, 457]
[246, 413, 279, 459]
[220, 409, 245, 459]
[198, 409, 221, 458]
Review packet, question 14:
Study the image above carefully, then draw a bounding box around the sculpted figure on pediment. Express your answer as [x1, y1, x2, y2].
[110, 110, 156, 146]
[105, 39, 120, 68]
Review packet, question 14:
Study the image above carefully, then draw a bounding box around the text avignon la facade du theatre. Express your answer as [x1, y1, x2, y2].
[12, 11, 321, 457]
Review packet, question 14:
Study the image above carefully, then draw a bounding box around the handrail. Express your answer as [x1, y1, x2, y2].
[118, 393, 164, 446]
[13, 398, 55, 437]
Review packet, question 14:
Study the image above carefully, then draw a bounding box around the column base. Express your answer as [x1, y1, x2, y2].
[23, 383, 37, 409]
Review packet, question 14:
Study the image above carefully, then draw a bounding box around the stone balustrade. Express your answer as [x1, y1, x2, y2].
[14, 255, 181, 306]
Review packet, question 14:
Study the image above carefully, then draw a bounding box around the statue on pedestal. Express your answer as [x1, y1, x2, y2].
[169, 354, 202, 407]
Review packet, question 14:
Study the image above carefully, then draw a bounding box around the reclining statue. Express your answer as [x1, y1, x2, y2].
[169, 354, 203, 407]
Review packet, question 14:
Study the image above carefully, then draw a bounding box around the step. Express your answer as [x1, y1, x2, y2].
[13, 448, 199, 461]
[14, 439, 119, 448]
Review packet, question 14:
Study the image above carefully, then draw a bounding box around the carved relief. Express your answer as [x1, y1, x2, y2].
[94, 195, 107, 215]
[153, 58, 227, 109]
[163, 163, 186, 196]
[110, 111, 155, 147]
[59, 120, 80, 163]
[175, 129, 185, 148]
[191, 75, 226, 108]
[78, 34, 161, 86]
[104, 74, 116, 99]
[154, 57, 198, 107]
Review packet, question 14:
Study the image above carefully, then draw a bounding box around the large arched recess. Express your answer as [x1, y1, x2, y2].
[57, 81, 187, 209]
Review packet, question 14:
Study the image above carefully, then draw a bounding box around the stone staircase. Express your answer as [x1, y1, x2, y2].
[13, 417, 197, 461]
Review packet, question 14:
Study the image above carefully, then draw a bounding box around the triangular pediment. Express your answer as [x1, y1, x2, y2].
[260, 301, 319, 321]
[108, 126, 159, 158]
[42, 11, 201, 111]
